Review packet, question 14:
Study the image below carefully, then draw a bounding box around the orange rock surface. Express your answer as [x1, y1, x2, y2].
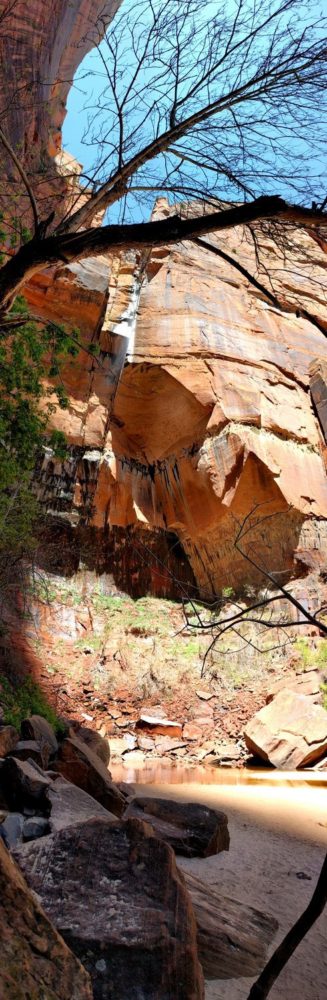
[1, 0, 326, 598]
[29, 204, 327, 596]
[0, 1, 120, 217]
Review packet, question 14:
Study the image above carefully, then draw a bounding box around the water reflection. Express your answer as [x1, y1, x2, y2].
[112, 762, 327, 787]
[112, 765, 327, 844]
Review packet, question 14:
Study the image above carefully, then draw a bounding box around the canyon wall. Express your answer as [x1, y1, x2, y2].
[0, 0, 120, 216]
[27, 203, 327, 598]
[1, 0, 327, 600]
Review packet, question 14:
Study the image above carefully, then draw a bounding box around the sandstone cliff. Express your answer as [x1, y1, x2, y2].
[0, 0, 120, 217]
[27, 201, 327, 598]
[1, 0, 327, 600]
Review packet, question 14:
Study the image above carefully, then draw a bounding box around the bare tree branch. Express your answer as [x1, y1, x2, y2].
[0, 125, 39, 234]
[1, 194, 327, 311]
[193, 236, 327, 337]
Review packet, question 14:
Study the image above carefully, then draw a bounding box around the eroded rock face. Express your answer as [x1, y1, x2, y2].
[1, 2, 327, 600]
[0, 1, 121, 219]
[15, 816, 205, 1000]
[29, 211, 327, 598]
[0, 837, 93, 999]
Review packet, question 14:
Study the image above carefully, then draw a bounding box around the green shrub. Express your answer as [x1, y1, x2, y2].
[0, 673, 65, 733]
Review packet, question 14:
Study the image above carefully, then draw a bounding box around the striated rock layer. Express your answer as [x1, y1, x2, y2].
[28, 203, 327, 598]
[0, 1, 120, 217]
[0, 0, 326, 599]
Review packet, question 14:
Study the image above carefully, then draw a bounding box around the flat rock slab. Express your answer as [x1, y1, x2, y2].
[15, 816, 204, 1000]
[135, 714, 183, 737]
[180, 868, 278, 979]
[55, 734, 125, 815]
[266, 670, 322, 704]
[109, 734, 137, 756]
[0, 837, 92, 999]
[245, 690, 327, 768]
[124, 796, 230, 857]
[46, 776, 117, 832]
[154, 736, 187, 754]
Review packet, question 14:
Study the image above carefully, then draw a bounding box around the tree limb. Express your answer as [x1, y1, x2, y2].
[247, 854, 327, 1000]
[193, 237, 327, 338]
[0, 194, 326, 311]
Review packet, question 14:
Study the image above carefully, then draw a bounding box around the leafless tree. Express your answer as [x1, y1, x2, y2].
[0, 0, 327, 319]
[178, 503, 327, 676]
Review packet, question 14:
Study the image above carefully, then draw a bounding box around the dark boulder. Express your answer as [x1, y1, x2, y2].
[55, 734, 124, 816]
[0, 756, 51, 811]
[0, 836, 93, 999]
[15, 816, 204, 1000]
[0, 724, 19, 757]
[124, 796, 230, 857]
[21, 714, 58, 757]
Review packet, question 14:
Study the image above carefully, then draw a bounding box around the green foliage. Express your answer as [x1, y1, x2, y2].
[294, 637, 313, 668]
[294, 638, 327, 710]
[294, 637, 327, 671]
[222, 586, 235, 599]
[75, 634, 103, 652]
[0, 672, 64, 733]
[321, 682, 327, 710]
[0, 296, 82, 567]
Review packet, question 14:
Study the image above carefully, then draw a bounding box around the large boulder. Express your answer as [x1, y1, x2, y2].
[8, 739, 50, 769]
[0, 756, 51, 810]
[21, 715, 58, 757]
[46, 775, 117, 832]
[181, 868, 278, 979]
[244, 690, 327, 768]
[55, 734, 124, 816]
[0, 837, 93, 999]
[77, 725, 110, 765]
[124, 796, 230, 857]
[15, 816, 204, 1000]
[266, 669, 322, 704]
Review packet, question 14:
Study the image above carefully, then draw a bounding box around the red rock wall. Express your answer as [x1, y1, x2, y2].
[30, 213, 327, 597]
[0, 0, 120, 215]
[1, 0, 326, 598]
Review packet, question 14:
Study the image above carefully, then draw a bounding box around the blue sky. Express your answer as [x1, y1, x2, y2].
[62, 0, 327, 224]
